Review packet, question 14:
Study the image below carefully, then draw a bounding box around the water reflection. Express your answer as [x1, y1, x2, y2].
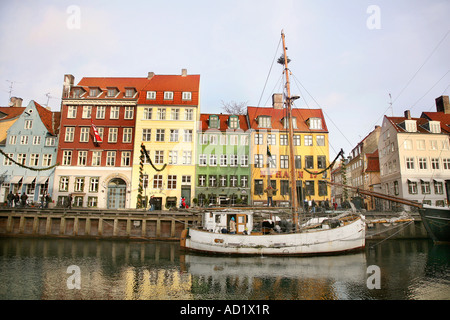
[0, 238, 448, 300]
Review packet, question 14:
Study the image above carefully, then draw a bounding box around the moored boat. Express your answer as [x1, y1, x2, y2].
[419, 205, 450, 243]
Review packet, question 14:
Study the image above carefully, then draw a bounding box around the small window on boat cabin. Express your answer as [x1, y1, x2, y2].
[258, 116, 271, 128]
[209, 115, 220, 129]
[308, 117, 322, 130]
[228, 115, 239, 129]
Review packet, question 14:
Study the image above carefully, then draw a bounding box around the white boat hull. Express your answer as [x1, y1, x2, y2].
[181, 215, 365, 256]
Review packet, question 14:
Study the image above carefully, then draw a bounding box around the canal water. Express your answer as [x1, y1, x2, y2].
[0, 238, 448, 301]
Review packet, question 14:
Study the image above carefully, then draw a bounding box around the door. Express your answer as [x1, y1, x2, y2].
[181, 186, 191, 207]
[236, 214, 247, 234]
[107, 178, 126, 209]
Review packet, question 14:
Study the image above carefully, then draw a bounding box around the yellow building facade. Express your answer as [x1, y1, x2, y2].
[130, 71, 200, 210]
[247, 101, 331, 210]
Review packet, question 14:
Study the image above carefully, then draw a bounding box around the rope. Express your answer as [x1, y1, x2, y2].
[303, 148, 345, 175]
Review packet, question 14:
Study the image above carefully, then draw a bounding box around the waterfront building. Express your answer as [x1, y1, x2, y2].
[378, 98, 450, 209]
[195, 113, 250, 206]
[0, 100, 61, 204]
[130, 70, 200, 210]
[247, 94, 330, 207]
[54, 74, 149, 209]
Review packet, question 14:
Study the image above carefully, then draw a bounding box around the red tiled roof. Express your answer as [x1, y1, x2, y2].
[75, 77, 150, 100]
[386, 116, 435, 133]
[421, 111, 450, 134]
[0, 107, 25, 121]
[246, 106, 328, 132]
[199, 114, 249, 131]
[33, 101, 61, 135]
[365, 149, 379, 172]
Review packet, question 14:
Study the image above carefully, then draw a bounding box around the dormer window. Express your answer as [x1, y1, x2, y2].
[228, 115, 239, 129]
[107, 88, 118, 97]
[404, 120, 417, 133]
[282, 117, 297, 129]
[182, 92, 192, 100]
[209, 115, 219, 129]
[258, 116, 271, 128]
[89, 88, 100, 97]
[72, 88, 83, 98]
[125, 88, 136, 98]
[429, 121, 441, 134]
[164, 91, 173, 100]
[308, 118, 322, 130]
[146, 91, 156, 100]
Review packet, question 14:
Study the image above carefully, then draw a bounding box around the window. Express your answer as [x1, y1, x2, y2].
[96, 106, 105, 119]
[157, 108, 166, 120]
[258, 116, 271, 128]
[169, 129, 179, 142]
[209, 135, 218, 145]
[24, 120, 33, 129]
[87, 197, 98, 208]
[418, 158, 427, 170]
[209, 175, 217, 187]
[240, 155, 248, 167]
[142, 129, 151, 141]
[404, 120, 417, 132]
[33, 136, 41, 145]
[125, 88, 135, 98]
[254, 134, 263, 145]
[267, 134, 276, 145]
[199, 154, 207, 166]
[309, 118, 322, 129]
[220, 154, 228, 167]
[108, 128, 118, 143]
[228, 116, 239, 129]
[29, 154, 39, 167]
[123, 128, 132, 143]
[229, 155, 238, 167]
[209, 155, 217, 166]
[146, 91, 156, 100]
[89, 177, 99, 192]
[240, 175, 248, 188]
[153, 175, 163, 189]
[406, 157, 414, 170]
[110, 106, 120, 119]
[305, 156, 314, 169]
[430, 140, 438, 150]
[155, 150, 164, 164]
[408, 180, 418, 194]
[283, 117, 297, 129]
[295, 155, 301, 169]
[280, 180, 289, 195]
[229, 134, 238, 145]
[181, 175, 191, 185]
[77, 151, 87, 166]
[20, 135, 28, 145]
[3, 153, 13, 166]
[431, 158, 440, 170]
[124, 107, 134, 119]
[254, 154, 263, 168]
[156, 129, 165, 142]
[219, 175, 227, 187]
[198, 175, 206, 187]
[92, 151, 101, 166]
[171, 108, 180, 120]
[209, 115, 219, 128]
[16, 154, 26, 166]
[82, 105, 92, 119]
[68, 106, 77, 118]
[241, 135, 249, 146]
[106, 151, 116, 166]
[184, 129, 193, 142]
[45, 137, 56, 146]
[62, 151, 72, 166]
[280, 134, 288, 146]
[293, 135, 301, 146]
[280, 155, 289, 169]
[143, 107, 152, 120]
[42, 154, 52, 167]
[443, 159, 450, 170]
[121, 151, 131, 166]
[230, 175, 238, 187]
[9, 135, 16, 145]
[182, 151, 192, 165]
[80, 127, 89, 142]
[305, 180, 315, 196]
[185, 109, 193, 120]
[164, 91, 174, 100]
[403, 139, 412, 150]
[89, 88, 99, 97]
[74, 177, 85, 192]
[59, 176, 69, 191]
[434, 181, 444, 194]
[182, 92, 192, 100]
[394, 181, 399, 195]
[169, 151, 178, 164]
[254, 179, 263, 195]
[421, 180, 431, 194]
[304, 135, 313, 146]
[316, 135, 325, 146]
[65, 127, 75, 142]
[417, 140, 425, 150]
[268, 155, 276, 168]
[318, 181, 328, 196]
[317, 156, 326, 169]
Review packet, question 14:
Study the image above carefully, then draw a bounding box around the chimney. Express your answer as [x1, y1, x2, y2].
[435, 95, 450, 114]
[148, 72, 155, 80]
[9, 97, 23, 107]
[272, 93, 283, 109]
[404, 110, 411, 119]
[62, 74, 74, 98]
[181, 68, 187, 77]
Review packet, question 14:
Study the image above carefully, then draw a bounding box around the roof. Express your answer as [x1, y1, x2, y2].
[199, 113, 249, 131]
[0, 107, 25, 121]
[246, 106, 328, 132]
[420, 111, 450, 134]
[32, 101, 61, 135]
[365, 149, 380, 172]
[74, 77, 150, 99]
[385, 115, 443, 134]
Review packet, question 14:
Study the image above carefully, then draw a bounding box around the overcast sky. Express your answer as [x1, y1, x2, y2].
[0, 0, 449, 157]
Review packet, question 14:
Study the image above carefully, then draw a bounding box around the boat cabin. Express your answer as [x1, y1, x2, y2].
[202, 211, 254, 234]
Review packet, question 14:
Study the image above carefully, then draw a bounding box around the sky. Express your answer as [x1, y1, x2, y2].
[0, 0, 449, 158]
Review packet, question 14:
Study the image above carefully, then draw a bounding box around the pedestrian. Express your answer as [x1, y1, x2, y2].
[149, 195, 155, 211]
[14, 192, 20, 207]
[311, 199, 316, 213]
[229, 217, 236, 234]
[45, 194, 51, 208]
[67, 194, 72, 209]
[7, 191, 14, 208]
[264, 185, 278, 207]
[20, 192, 28, 207]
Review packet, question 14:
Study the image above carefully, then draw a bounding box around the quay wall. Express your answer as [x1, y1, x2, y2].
[0, 208, 200, 241]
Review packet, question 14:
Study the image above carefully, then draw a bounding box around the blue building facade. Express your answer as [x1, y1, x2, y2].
[0, 101, 60, 205]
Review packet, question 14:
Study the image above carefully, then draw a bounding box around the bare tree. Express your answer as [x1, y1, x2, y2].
[220, 100, 248, 115]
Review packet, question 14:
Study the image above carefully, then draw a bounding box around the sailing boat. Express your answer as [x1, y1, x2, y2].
[180, 31, 366, 256]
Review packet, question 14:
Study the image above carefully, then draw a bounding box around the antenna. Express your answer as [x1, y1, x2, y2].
[388, 93, 393, 116]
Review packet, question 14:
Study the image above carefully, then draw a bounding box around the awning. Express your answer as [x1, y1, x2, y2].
[36, 176, 49, 184]
[9, 176, 23, 184]
[433, 179, 445, 183]
[407, 178, 418, 183]
[23, 176, 36, 184]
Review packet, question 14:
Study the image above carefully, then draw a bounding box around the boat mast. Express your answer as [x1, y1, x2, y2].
[281, 30, 299, 229]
